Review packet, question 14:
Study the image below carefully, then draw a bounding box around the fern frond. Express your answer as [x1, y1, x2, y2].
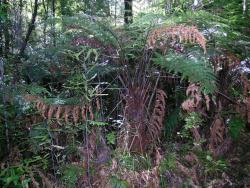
[164, 108, 180, 139]
[131, 12, 167, 28]
[148, 25, 206, 52]
[153, 52, 217, 94]
[62, 15, 119, 48]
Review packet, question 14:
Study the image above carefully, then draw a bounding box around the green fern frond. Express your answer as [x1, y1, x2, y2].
[153, 52, 217, 94]
[164, 108, 181, 139]
[62, 15, 119, 48]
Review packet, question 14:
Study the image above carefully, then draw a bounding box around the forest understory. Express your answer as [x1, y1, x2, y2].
[0, 0, 250, 187]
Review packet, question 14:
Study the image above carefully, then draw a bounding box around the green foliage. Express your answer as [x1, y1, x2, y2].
[1, 0, 250, 187]
[106, 131, 116, 145]
[153, 51, 217, 94]
[88, 120, 109, 126]
[62, 15, 119, 48]
[116, 152, 152, 172]
[179, 112, 204, 141]
[24, 84, 51, 96]
[228, 117, 245, 140]
[164, 108, 181, 139]
[159, 152, 176, 172]
[63, 71, 98, 102]
[83, 0, 111, 17]
[110, 176, 129, 188]
[60, 164, 83, 188]
[164, 9, 250, 57]
[0, 165, 31, 188]
[29, 123, 51, 154]
[0, 3, 9, 20]
[132, 12, 166, 28]
[199, 153, 228, 176]
[184, 112, 203, 129]
[0, 156, 48, 188]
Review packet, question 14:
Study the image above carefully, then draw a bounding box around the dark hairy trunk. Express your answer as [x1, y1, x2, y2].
[124, 0, 133, 24]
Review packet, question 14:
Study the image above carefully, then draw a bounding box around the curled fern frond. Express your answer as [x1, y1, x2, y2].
[153, 52, 217, 94]
[147, 25, 206, 52]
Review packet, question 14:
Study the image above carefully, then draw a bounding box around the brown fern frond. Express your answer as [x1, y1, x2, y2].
[41, 103, 49, 119]
[209, 116, 231, 158]
[36, 100, 43, 111]
[47, 105, 57, 121]
[23, 95, 39, 102]
[147, 25, 206, 52]
[88, 105, 94, 120]
[96, 98, 101, 111]
[149, 89, 167, 142]
[55, 106, 64, 124]
[81, 106, 87, 123]
[182, 84, 210, 112]
[23, 95, 100, 124]
[72, 106, 80, 124]
[64, 106, 72, 124]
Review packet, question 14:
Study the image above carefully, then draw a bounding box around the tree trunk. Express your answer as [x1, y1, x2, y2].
[42, 0, 49, 46]
[19, 0, 39, 56]
[193, 0, 203, 10]
[3, 0, 10, 57]
[14, 0, 23, 49]
[243, 0, 248, 16]
[51, 0, 56, 46]
[124, 0, 133, 24]
[0, 0, 3, 56]
[13, 0, 39, 83]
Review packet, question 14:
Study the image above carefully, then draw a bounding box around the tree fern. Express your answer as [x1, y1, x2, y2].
[61, 15, 119, 48]
[153, 51, 217, 94]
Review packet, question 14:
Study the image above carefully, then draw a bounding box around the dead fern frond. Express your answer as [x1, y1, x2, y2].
[55, 106, 64, 124]
[72, 106, 80, 124]
[148, 25, 206, 52]
[88, 105, 94, 120]
[81, 106, 87, 122]
[182, 84, 203, 112]
[41, 103, 49, 119]
[182, 84, 211, 113]
[47, 105, 57, 121]
[22, 95, 100, 125]
[209, 116, 231, 158]
[64, 105, 72, 124]
[149, 89, 167, 142]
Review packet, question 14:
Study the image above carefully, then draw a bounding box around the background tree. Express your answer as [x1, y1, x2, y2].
[124, 0, 133, 24]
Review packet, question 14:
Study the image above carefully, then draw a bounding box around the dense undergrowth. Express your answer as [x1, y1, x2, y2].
[0, 0, 250, 187]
